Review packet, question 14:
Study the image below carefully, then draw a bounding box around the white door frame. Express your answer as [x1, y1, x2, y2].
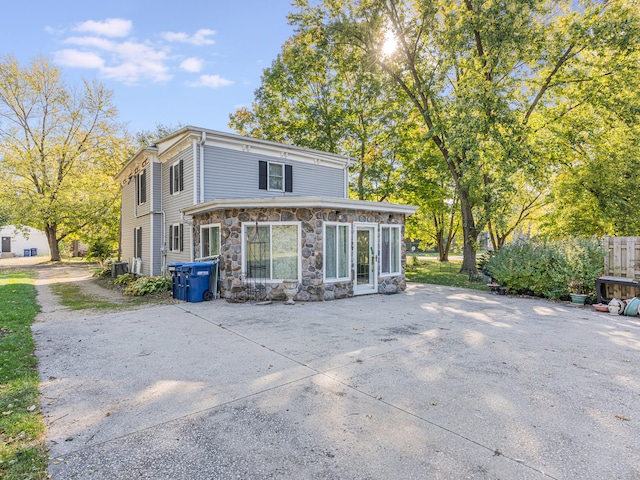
[353, 223, 377, 295]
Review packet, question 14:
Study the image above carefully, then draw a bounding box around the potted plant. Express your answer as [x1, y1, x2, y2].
[564, 237, 605, 306]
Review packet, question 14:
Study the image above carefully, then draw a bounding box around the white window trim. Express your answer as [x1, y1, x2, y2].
[241, 221, 301, 281]
[200, 223, 221, 258]
[323, 222, 351, 282]
[170, 223, 182, 252]
[267, 161, 284, 192]
[136, 169, 146, 205]
[380, 224, 402, 277]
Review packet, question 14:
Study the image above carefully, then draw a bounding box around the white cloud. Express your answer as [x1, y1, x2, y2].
[53, 49, 105, 69]
[189, 74, 234, 88]
[162, 29, 215, 46]
[64, 36, 116, 50]
[180, 57, 204, 73]
[74, 18, 132, 38]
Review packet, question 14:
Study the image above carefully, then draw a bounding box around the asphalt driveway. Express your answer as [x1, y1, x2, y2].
[33, 284, 639, 479]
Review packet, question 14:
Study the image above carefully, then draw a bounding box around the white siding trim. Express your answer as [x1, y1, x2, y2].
[192, 138, 198, 205]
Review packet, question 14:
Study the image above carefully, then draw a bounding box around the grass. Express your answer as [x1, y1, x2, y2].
[405, 256, 490, 292]
[48, 283, 121, 310]
[0, 270, 48, 479]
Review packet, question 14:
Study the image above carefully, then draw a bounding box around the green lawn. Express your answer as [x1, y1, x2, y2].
[0, 270, 48, 479]
[405, 257, 489, 292]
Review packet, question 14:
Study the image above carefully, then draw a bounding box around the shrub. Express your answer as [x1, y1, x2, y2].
[91, 266, 111, 278]
[123, 276, 171, 296]
[486, 237, 604, 300]
[85, 238, 114, 266]
[113, 273, 136, 286]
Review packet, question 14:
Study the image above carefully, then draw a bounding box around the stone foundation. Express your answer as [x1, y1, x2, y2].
[192, 207, 407, 302]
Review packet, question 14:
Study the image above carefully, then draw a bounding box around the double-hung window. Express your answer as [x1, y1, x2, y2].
[201, 224, 220, 258]
[259, 160, 293, 192]
[324, 223, 350, 281]
[380, 225, 401, 275]
[169, 160, 184, 194]
[135, 169, 147, 205]
[169, 224, 184, 252]
[244, 222, 299, 281]
[133, 227, 142, 258]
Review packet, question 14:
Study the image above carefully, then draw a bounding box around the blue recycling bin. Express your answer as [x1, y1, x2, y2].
[184, 262, 217, 302]
[168, 262, 187, 300]
[23, 248, 31, 257]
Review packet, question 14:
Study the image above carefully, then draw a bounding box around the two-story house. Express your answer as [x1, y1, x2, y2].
[115, 126, 417, 301]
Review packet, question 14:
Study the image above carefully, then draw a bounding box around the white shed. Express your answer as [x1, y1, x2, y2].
[0, 226, 50, 257]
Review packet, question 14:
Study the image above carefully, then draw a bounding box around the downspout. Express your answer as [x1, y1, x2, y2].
[344, 158, 351, 198]
[199, 131, 206, 203]
[192, 138, 198, 205]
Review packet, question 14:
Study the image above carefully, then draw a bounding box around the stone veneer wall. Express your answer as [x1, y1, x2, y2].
[192, 207, 407, 301]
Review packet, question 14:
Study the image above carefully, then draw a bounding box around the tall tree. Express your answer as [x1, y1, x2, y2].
[293, 0, 640, 272]
[0, 55, 126, 260]
[229, 27, 410, 201]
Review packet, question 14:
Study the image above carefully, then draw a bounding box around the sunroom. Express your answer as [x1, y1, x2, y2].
[183, 196, 417, 302]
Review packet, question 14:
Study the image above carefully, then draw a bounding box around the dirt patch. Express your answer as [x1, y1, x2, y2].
[31, 264, 174, 322]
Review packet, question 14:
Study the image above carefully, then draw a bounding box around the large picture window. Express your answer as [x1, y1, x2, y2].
[324, 223, 350, 281]
[381, 225, 401, 275]
[201, 224, 220, 258]
[244, 222, 299, 281]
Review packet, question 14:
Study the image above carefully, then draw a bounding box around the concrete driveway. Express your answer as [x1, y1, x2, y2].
[33, 284, 639, 479]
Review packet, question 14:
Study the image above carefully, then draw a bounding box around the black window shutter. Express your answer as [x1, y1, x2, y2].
[137, 227, 142, 258]
[259, 160, 267, 190]
[179, 224, 184, 252]
[179, 160, 184, 191]
[133, 228, 137, 257]
[285, 165, 293, 192]
[169, 166, 174, 194]
[169, 225, 173, 251]
[140, 170, 147, 203]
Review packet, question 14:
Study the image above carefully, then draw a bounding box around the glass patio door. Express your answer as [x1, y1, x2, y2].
[354, 225, 376, 295]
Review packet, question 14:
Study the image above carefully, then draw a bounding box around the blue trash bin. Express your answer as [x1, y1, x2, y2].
[24, 248, 31, 257]
[168, 262, 186, 300]
[184, 262, 216, 302]
[31, 248, 37, 256]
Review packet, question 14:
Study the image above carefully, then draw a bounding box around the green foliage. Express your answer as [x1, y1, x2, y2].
[405, 257, 489, 291]
[486, 237, 604, 299]
[0, 271, 48, 478]
[85, 237, 114, 266]
[113, 273, 136, 286]
[92, 266, 112, 278]
[123, 276, 171, 296]
[0, 55, 129, 261]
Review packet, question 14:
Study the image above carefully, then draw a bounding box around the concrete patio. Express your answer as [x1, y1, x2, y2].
[33, 283, 639, 479]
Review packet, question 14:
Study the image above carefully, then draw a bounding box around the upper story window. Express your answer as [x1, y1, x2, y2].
[259, 160, 292, 193]
[135, 169, 147, 205]
[170, 160, 184, 194]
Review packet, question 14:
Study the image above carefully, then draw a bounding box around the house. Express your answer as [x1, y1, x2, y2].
[0, 225, 50, 258]
[115, 126, 417, 301]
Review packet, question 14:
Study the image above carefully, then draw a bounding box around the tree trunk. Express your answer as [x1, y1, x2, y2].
[458, 190, 478, 274]
[45, 224, 61, 261]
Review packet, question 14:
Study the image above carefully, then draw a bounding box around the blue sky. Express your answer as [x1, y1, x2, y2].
[2, 0, 297, 135]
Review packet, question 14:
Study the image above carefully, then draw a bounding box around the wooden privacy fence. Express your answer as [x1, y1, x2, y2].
[602, 236, 640, 299]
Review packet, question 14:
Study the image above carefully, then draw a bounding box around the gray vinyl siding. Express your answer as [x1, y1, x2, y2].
[202, 146, 345, 200]
[163, 146, 194, 265]
[152, 161, 162, 212]
[152, 214, 162, 275]
[120, 180, 136, 263]
[136, 167, 150, 216]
